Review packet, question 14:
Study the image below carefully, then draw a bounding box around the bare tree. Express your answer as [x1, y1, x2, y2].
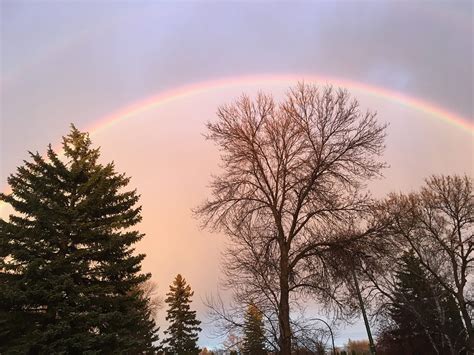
[375, 175, 473, 352]
[196, 83, 387, 353]
[139, 279, 163, 321]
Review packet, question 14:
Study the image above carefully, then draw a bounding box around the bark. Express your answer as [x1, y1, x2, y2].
[457, 293, 474, 353]
[279, 243, 292, 354]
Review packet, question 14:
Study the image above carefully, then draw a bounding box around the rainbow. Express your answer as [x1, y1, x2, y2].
[87, 74, 473, 136]
[1, 73, 473, 215]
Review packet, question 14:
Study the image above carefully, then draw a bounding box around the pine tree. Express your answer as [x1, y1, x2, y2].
[385, 251, 465, 354]
[163, 274, 201, 354]
[0, 125, 158, 353]
[242, 304, 266, 355]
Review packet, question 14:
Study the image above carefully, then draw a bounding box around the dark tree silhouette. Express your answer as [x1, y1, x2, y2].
[196, 83, 387, 353]
[376, 175, 473, 352]
[380, 252, 465, 354]
[0, 126, 158, 353]
[163, 274, 202, 354]
[242, 304, 267, 354]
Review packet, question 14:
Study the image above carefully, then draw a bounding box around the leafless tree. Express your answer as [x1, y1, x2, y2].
[139, 279, 163, 321]
[195, 83, 387, 353]
[375, 175, 473, 352]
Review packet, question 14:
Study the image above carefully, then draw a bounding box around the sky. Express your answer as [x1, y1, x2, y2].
[1, 0, 473, 349]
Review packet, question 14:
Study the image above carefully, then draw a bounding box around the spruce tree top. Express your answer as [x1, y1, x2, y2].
[163, 274, 202, 354]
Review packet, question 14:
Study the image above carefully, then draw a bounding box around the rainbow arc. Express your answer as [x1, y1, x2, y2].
[1, 73, 472, 213]
[87, 74, 473, 135]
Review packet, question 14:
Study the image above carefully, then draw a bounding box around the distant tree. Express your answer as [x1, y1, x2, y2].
[163, 274, 202, 354]
[345, 339, 370, 354]
[138, 279, 163, 321]
[292, 340, 327, 354]
[376, 175, 473, 352]
[196, 83, 387, 353]
[0, 125, 158, 353]
[315, 341, 327, 355]
[199, 347, 214, 355]
[223, 330, 243, 353]
[242, 304, 267, 354]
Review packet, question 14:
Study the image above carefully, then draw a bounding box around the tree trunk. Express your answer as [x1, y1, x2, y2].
[457, 294, 474, 353]
[279, 244, 292, 355]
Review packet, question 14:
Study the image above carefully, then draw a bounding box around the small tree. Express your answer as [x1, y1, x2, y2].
[199, 347, 214, 355]
[138, 279, 163, 321]
[346, 339, 370, 354]
[242, 304, 267, 354]
[163, 274, 202, 354]
[223, 331, 243, 354]
[0, 125, 158, 353]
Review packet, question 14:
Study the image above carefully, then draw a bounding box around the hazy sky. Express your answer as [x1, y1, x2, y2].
[1, 0, 473, 349]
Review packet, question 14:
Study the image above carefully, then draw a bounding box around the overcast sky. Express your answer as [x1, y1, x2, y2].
[1, 0, 473, 349]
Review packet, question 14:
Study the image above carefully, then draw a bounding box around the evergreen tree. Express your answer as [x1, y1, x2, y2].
[385, 251, 465, 354]
[163, 274, 201, 354]
[242, 304, 266, 355]
[0, 126, 158, 353]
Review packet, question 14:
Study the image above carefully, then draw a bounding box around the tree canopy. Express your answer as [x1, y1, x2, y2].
[0, 125, 158, 353]
[196, 83, 387, 353]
